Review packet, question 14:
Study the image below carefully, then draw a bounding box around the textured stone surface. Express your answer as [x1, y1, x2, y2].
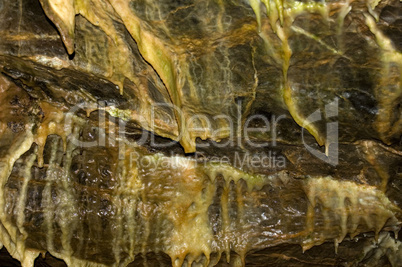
[0, 0, 401, 266]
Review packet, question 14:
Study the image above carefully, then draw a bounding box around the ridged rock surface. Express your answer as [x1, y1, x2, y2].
[0, 0, 401, 266]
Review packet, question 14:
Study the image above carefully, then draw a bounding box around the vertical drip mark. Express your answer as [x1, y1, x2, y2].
[366, 1, 379, 21]
[16, 150, 37, 256]
[348, 196, 359, 238]
[142, 225, 150, 266]
[321, 208, 329, 246]
[217, 0, 225, 33]
[58, 126, 79, 259]
[208, 252, 222, 267]
[75, 164, 84, 265]
[113, 153, 127, 266]
[20, 249, 39, 267]
[234, 180, 246, 267]
[249, 0, 262, 32]
[303, 184, 316, 252]
[173, 256, 184, 267]
[336, 0, 351, 38]
[126, 197, 137, 263]
[36, 137, 47, 168]
[221, 181, 230, 263]
[236, 181, 244, 229]
[374, 212, 392, 242]
[124, 149, 140, 262]
[202, 180, 216, 267]
[260, 0, 279, 33]
[44, 137, 60, 253]
[334, 190, 347, 253]
[236, 98, 242, 149]
[141, 183, 149, 267]
[394, 228, 399, 240]
[274, 0, 284, 25]
[186, 254, 195, 267]
[113, 200, 123, 266]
